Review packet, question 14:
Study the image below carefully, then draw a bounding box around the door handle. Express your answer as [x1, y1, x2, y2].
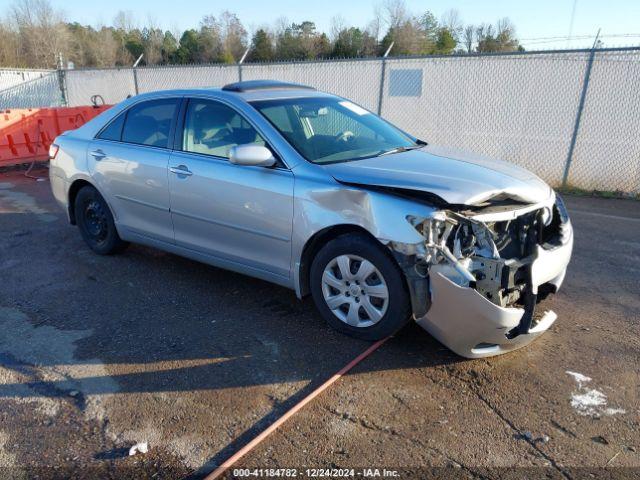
[169, 165, 193, 177]
[90, 149, 106, 160]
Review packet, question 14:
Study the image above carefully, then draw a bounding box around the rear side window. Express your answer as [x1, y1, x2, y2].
[121, 99, 179, 148]
[97, 112, 126, 141]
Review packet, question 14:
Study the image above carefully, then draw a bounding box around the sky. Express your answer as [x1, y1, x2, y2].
[2, 0, 639, 50]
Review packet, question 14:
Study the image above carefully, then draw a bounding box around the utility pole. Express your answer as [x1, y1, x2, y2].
[566, 0, 579, 48]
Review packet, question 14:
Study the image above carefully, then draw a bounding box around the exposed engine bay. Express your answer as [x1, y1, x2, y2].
[388, 191, 572, 342]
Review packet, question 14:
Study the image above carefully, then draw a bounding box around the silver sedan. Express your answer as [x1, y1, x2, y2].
[49, 80, 573, 358]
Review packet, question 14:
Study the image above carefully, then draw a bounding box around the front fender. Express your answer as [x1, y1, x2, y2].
[291, 172, 436, 299]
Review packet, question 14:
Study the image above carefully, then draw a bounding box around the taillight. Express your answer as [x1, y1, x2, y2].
[49, 144, 59, 159]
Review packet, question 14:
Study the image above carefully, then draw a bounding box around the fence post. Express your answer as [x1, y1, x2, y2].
[562, 35, 600, 187]
[133, 68, 140, 95]
[56, 53, 68, 107]
[377, 42, 394, 116]
[238, 48, 250, 82]
[132, 54, 144, 95]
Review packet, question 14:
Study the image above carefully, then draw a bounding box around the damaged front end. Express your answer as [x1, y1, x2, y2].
[390, 193, 573, 358]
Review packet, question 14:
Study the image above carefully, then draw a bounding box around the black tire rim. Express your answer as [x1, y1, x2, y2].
[83, 199, 108, 243]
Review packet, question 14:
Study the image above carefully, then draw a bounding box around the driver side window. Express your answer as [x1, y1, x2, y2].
[182, 99, 265, 158]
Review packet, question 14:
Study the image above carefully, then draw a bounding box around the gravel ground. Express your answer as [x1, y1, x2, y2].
[0, 166, 638, 479]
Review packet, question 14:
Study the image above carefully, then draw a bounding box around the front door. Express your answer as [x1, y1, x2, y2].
[168, 98, 294, 278]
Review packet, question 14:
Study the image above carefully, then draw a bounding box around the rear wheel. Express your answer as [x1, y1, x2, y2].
[74, 186, 128, 255]
[310, 233, 411, 340]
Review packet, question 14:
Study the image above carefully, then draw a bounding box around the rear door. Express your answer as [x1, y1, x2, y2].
[168, 98, 294, 278]
[88, 97, 180, 243]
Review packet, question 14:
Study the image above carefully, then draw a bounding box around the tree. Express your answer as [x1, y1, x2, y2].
[161, 31, 178, 64]
[175, 29, 200, 63]
[124, 29, 145, 61]
[219, 11, 247, 62]
[332, 27, 365, 57]
[315, 32, 331, 58]
[435, 28, 456, 54]
[141, 22, 165, 65]
[0, 2, 523, 68]
[476, 18, 521, 53]
[463, 25, 475, 53]
[495, 18, 520, 51]
[440, 9, 463, 41]
[420, 11, 439, 51]
[275, 21, 325, 60]
[197, 15, 223, 63]
[94, 27, 119, 67]
[0, 23, 21, 67]
[113, 10, 135, 33]
[249, 29, 274, 61]
[9, 0, 70, 68]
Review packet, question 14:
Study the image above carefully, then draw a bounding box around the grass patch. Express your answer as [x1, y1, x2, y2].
[557, 184, 640, 200]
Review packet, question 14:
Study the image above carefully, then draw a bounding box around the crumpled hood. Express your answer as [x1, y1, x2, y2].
[323, 144, 552, 206]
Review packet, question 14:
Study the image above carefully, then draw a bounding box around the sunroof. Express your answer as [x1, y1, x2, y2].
[222, 80, 316, 93]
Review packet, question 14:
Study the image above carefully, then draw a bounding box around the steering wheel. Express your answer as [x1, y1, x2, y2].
[334, 130, 355, 142]
[210, 126, 233, 141]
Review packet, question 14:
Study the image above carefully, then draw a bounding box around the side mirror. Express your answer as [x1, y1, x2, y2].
[229, 144, 277, 167]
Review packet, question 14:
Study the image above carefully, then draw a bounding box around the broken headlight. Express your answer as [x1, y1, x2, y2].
[406, 212, 502, 284]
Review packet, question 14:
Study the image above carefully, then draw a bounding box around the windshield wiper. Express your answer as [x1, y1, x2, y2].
[377, 145, 423, 157]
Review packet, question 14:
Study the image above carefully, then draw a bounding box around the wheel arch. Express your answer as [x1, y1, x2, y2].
[67, 178, 117, 227]
[67, 179, 96, 225]
[296, 224, 402, 299]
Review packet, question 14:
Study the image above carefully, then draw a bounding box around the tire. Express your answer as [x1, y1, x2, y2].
[74, 186, 128, 255]
[310, 233, 411, 340]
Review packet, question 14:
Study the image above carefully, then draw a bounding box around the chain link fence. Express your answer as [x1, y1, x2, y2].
[0, 68, 52, 90]
[1, 48, 639, 194]
[0, 72, 63, 109]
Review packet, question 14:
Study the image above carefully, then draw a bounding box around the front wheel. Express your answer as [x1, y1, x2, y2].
[74, 186, 128, 255]
[310, 234, 411, 340]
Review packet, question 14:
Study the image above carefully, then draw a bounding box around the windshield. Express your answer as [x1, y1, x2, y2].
[250, 97, 420, 164]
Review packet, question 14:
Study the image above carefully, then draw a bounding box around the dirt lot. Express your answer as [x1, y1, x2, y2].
[0, 166, 638, 479]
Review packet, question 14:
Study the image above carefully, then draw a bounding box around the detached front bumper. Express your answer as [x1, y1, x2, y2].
[416, 223, 573, 359]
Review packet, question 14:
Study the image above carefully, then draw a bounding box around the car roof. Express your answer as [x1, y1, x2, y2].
[131, 80, 337, 104]
[221, 80, 314, 93]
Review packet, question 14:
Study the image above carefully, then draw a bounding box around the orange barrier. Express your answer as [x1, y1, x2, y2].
[0, 105, 111, 167]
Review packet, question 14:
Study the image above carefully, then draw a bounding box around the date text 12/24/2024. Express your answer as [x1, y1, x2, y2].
[232, 469, 400, 477]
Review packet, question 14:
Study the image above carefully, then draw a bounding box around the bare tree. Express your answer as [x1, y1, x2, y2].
[441, 9, 463, 40]
[367, 4, 384, 41]
[496, 17, 515, 39]
[463, 25, 475, 52]
[0, 1, 522, 68]
[219, 10, 247, 62]
[199, 14, 223, 62]
[95, 26, 119, 67]
[113, 10, 136, 33]
[330, 15, 347, 42]
[0, 20, 21, 67]
[142, 15, 164, 65]
[476, 18, 519, 53]
[383, 0, 408, 30]
[9, 0, 70, 68]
